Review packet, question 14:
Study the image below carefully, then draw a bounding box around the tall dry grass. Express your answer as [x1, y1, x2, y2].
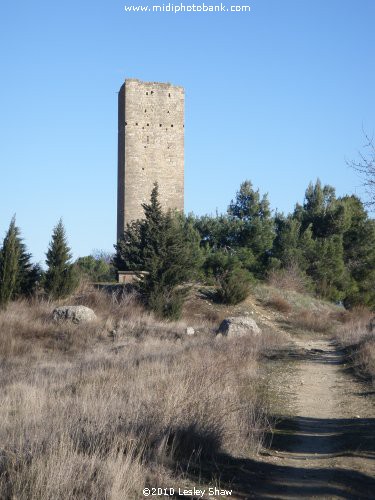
[265, 294, 292, 314]
[288, 308, 333, 334]
[267, 262, 310, 294]
[0, 287, 282, 499]
[335, 307, 375, 383]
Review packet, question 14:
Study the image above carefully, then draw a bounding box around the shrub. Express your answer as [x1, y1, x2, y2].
[203, 250, 253, 305]
[75, 254, 116, 283]
[147, 286, 186, 321]
[217, 266, 252, 305]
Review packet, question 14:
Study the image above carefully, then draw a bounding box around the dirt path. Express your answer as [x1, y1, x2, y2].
[256, 336, 375, 499]
[196, 335, 375, 499]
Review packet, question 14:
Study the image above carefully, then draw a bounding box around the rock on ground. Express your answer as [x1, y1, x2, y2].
[218, 316, 261, 338]
[52, 306, 97, 324]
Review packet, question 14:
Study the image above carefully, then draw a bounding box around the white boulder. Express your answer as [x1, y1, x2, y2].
[52, 306, 97, 324]
[218, 316, 261, 338]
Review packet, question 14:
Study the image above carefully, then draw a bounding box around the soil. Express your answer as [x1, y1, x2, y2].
[256, 335, 375, 499]
[192, 334, 375, 500]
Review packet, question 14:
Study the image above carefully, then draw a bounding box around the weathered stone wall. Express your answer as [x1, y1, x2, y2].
[117, 78, 184, 240]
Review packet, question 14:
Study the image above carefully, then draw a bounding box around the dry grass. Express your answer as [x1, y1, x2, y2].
[265, 294, 292, 314]
[0, 287, 283, 499]
[288, 309, 332, 334]
[267, 263, 310, 294]
[335, 307, 375, 383]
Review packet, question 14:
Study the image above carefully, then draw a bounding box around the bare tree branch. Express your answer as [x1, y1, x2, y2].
[347, 130, 375, 209]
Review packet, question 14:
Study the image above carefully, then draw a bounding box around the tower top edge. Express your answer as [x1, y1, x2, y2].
[124, 78, 184, 91]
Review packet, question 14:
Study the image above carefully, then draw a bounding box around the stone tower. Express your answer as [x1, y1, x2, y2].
[117, 78, 184, 241]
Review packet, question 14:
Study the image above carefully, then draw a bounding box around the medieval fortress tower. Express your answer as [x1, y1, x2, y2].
[117, 78, 185, 240]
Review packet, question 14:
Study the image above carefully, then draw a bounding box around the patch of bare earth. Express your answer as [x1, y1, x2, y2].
[201, 335, 375, 499]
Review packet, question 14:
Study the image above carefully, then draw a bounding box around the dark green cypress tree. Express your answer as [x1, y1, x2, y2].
[0, 217, 20, 309]
[0, 216, 41, 308]
[114, 183, 202, 319]
[16, 241, 41, 298]
[45, 219, 78, 299]
[140, 210, 202, 319]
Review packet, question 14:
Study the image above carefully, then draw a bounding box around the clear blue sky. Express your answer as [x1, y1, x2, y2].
[1, 0, 374, 264]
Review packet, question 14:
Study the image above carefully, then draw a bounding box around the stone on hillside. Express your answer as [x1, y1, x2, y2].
[186, 327, 195, 335]
[218, 316, 261, 338]
[52, 306, 97, 324]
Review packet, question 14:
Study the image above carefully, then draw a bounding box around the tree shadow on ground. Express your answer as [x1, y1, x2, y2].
[168, 415, 375, 499]
[268, 415, 375, 459]
[177, 452, 375, 499]
[172, 315, 375, 498]
[265, 346, 345, 365]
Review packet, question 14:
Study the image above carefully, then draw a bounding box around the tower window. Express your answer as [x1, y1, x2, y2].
[146, 92, 148, 95]
[147, 123, 149, 126]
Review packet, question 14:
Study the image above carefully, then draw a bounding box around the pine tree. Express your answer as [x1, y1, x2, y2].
[298, 180, 346, 238]
[308, 234, 347, 301]
[15, 240, 41, 298]
[0, 217, 41, 308]
[75, 255, 115, 283]
[0, 217, 20, 309]
[45, 219, 77, 299]
[227, 180, 275, 276]
[339, 195, 375, 307]
[273, 214, 304, 268]
[114, 184, 202, 319]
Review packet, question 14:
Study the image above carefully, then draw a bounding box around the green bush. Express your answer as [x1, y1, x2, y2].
[203, 249, 253, 304]
[148, 286, 186, 321]
[217, 267, 252, 305]
[75, 254, 116, 283]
